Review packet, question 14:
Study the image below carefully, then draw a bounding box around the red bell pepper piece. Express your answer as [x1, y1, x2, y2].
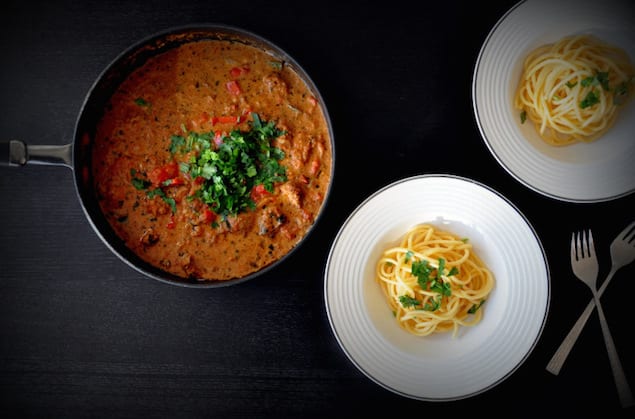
[229, 66, 250, 78]
[149, 162, 179, 186]
[201, 208, 216, 224]
[250, 183, 270, 202]
[216, 115, 239, 124]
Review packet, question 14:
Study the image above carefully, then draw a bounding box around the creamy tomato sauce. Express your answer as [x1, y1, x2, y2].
[92, 39, 332, 281]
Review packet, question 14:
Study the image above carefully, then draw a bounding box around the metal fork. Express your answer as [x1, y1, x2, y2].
[570, 229, 634, 408]
[547, 221, 635, 375]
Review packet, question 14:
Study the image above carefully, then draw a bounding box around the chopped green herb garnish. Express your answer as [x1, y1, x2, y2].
[412, 259, 433, 289]
[437, 258, 446, 276]
[581, 75, 597, 87]
[169, 112, 287, 219]
[614, 78, 633, 105]
[468, 300, 486, 314]
[430, 279, 452, 297]
[423, 296, 441, 311]
[134, 97, 150, 107]
[399, 295, 421, 308]
[580, 89, 600, 108]
[520, 110, 527, 124]
[131, 169, 151, 190]
[169, 135, 186, 153]
[597, 71, 610, 91]
[131, 168, 177, 214]
[131, 177, 151, 190]
[408, 257, 454, 311]
[163, 196, 177, 214]
[145, 188, 176, 214]
[578, 71, 613, 109]
[269, 61, 283, 70]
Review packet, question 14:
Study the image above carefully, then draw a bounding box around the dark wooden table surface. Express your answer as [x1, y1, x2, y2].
[1, 0, 634, 417]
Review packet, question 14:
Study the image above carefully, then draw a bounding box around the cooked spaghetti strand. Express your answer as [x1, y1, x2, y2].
[376, 224, 495, 337]
[514, 34, 634, 146]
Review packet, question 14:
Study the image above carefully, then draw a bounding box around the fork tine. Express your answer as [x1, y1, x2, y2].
[587, 229, 595, 257]
[622, 221, 635, 242]
[581, 230, 588, 258]
[571, 232, 577, 261]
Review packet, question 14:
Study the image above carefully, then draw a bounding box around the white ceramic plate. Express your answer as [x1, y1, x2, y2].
[473, 0, 635, 203]
[324, 175, 550, 401]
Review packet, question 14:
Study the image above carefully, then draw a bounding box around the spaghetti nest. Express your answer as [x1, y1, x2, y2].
[376, 224, 495, 337]
[514, 34, 634, 146]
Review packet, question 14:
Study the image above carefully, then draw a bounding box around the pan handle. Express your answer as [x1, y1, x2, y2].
[1, 140, 72, 168]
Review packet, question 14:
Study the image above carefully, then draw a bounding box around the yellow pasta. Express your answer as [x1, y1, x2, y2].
[376, 224, 494, 337]
[514, 34, 634, 146]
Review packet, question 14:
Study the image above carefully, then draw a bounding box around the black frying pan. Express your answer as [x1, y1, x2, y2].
[0, 24, 335, 288]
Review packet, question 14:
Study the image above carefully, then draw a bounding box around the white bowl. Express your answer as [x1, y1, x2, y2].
[473, 0, 635, 203]
[324, 174, 550, 400]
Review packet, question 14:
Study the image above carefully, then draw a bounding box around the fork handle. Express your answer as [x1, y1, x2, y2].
[546, 266, 618, 375]
[592, 294, 635, 408]
[546, 298, 596, 375]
